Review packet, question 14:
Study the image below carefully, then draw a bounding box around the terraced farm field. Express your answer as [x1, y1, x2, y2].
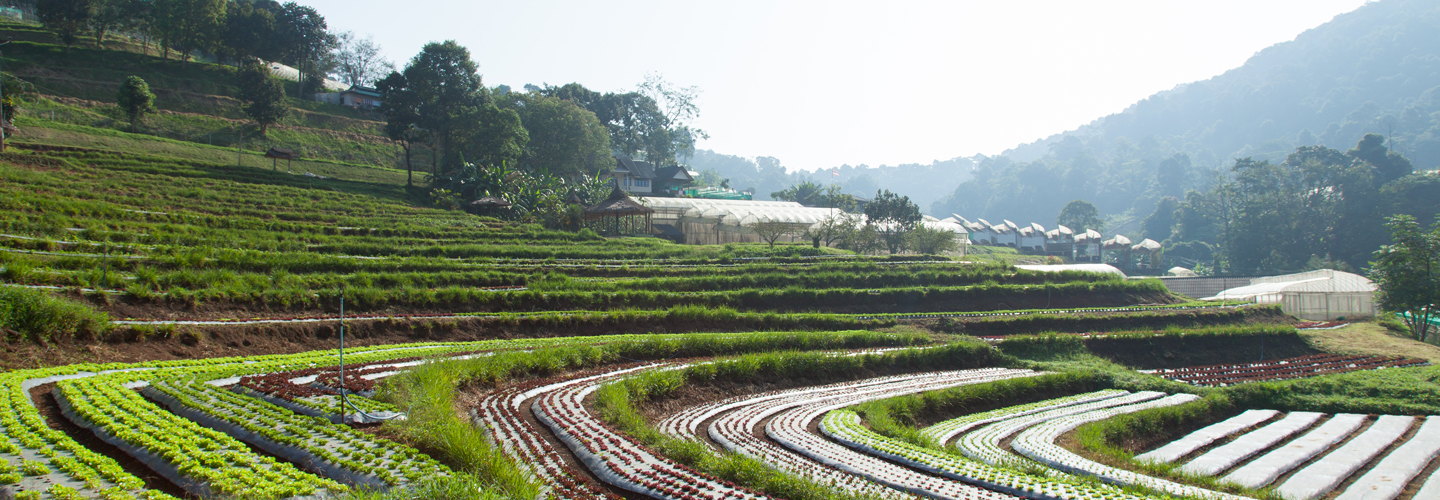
[5, 146, 1440, 500]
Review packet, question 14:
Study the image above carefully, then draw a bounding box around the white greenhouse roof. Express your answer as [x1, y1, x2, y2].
[1202, 269, 1376, 301]
[641, 197, 848, 226]
[1014, 264, 1127, 277]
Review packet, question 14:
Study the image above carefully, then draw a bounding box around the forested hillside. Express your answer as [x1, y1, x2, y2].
[689, 149, 975, 207]
[932, 0, 1440, 229]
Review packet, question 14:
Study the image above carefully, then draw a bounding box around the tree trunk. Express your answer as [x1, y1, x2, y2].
[403, 142, 413, 186]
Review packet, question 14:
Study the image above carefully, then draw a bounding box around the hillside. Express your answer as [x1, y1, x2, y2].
[1002, 0, 1440, 169]
[0, 20, 430, 181]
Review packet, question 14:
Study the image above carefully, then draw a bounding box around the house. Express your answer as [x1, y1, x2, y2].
[1073, 229, 1103, 262]
[1045, 225, 1075, 257]
[339, 86, 383, 109]
[314, 85, 384, 109]
[1018, 222, 1047, 252]
[608, 156, 655, 194]
[652, 166, 695, 196]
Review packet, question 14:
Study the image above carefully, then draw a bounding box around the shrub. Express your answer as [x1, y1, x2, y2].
[0, 287, 111, 341]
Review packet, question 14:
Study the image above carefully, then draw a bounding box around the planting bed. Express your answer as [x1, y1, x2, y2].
[1144, 354, 1429, 386]
[1141, 410, 1440, 500]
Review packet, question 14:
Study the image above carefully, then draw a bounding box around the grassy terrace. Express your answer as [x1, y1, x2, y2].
[9, 23, 1439, 500]
[0, 146, 1180, 322]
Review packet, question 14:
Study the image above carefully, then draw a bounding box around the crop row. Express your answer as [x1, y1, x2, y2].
[1, 332, 788, 498]
[1146, 354, 1430, 386]
[1140, 409, 1440, 500]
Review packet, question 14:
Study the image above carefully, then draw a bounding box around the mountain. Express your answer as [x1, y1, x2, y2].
[687, 150, 974, 208]
[932, 0, 1440, 228]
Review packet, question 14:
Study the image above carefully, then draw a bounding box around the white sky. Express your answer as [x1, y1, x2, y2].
[304, 0, 1370, 172]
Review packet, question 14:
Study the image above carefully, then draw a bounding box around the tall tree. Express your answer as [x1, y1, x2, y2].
[1142, 196, 1180, 242]
[38, 0, 93, 48]
[87, 0, 129, 48]
[376, 71, 426, 186]
[115, 75, 156, 132]
[864, 189, 922, 254]
[1369, 215, 1439, 342]
[499, 92, 611, 178]
[1057, 200, 1104, 233]
[388, 41, 486, 173]
[237, 62, 288, 135]
[154, 0, 225, 63]
[1348, 133, 1414, 186]
[332, 31, 393, 87]
[275, 2, 333, 96]
[219, 0, 282, 64]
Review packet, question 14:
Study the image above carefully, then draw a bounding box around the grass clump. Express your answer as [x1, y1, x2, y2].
[0, 286, 111, 341]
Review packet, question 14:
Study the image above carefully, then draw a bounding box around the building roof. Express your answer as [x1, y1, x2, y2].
[1131, 238, 1162, 252]
[614, 156, 656, 179]
[1102, 234, 1132, 249]
[344, 86, 383, 98]
[1202, 269, 1376, 301]
[469, 197, 511, 208]
[653, 166, 693, 183]
[642, 197, 845, 226]
[1074, 229, 1103, 243]
[585, 187, 655, 217]
[1015, 264, 1127, 277]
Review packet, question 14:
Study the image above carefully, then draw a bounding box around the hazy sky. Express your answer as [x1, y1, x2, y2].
[304, 0, 1369, 172]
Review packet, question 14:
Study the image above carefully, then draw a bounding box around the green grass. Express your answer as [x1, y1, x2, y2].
[0, 286, 111, 341]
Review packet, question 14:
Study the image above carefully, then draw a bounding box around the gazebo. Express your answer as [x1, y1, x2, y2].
[1102, 234, 1132, 268]
[468, 196, 511, 217]
[1131, 238, 1162, 269]
[265, 147, 296, 171]
[585, 187, 654, 235]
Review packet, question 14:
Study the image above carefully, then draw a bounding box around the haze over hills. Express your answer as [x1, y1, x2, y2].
[710, 0, 1437, 225]
[928, 0, 1439, 226]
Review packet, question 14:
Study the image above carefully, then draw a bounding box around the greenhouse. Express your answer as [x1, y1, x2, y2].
[641, 198, 847, 245]
[1202, 269, 1378, 321]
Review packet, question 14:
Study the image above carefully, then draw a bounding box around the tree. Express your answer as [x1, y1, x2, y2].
[2, 73, 36, 151]
[1141, 196, 1180, 242]
[38, 0, 94, 48]
[275, 2, 334, 96]
[1057, 200, 1104, 233]
[332, 31, 393, 87]
[1369, 215, 1439, 342]
[803, 211, 857, 248]
[1349, 133, 1413, 186]
[771, 181, 824, 206]
[88, 0, 130, 48]
[907, 225, 959, 255]
[864, 189, 922, 254]
[219, 0, 283, 64]
[237, 62, 288, 135]
[152, 0, 225, 63]
[389, 41, 489, 173]
[540, 83, 673, 164]
[375, 70, 425, 186]
[747, 217, 805, 248]
[115, 76, 156, 132]
[500, 92, 611, 178]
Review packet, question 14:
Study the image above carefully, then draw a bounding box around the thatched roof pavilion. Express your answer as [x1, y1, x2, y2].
[585, 187, 654, 235]
[468, 196, 511, 216]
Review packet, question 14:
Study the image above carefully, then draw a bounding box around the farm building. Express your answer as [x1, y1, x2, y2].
[1202, 269, 1378, 321]
[640, 198, 969, 250]
[641, 198, 842, 245]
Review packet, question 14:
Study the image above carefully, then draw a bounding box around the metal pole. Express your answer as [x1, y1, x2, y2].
[0, 39, 10, 152]
[237, 129, 243, 166]
[339, 289, 345, 424]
